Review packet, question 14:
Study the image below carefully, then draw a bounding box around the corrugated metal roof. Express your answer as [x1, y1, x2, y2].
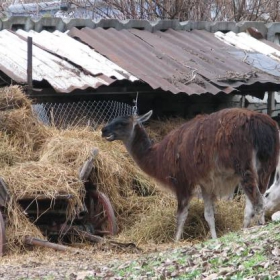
[1, 27, 280, 95]
[215, 31, 280, 77]
[68, 27, 280, 95]
[16, 29, 137, 81]
[0, 29, 137, 93]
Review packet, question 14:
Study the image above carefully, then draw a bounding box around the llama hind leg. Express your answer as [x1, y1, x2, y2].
[175, 197, 190, 241]
[256, 169, 271, 225]
[201, 188, 217, 239]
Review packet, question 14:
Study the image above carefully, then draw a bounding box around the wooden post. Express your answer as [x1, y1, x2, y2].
[79, 148, 99, 181]
[24, 236, 74, 252]
[27, 37, 33, 95]
[0, 178, 10, 207]
[0, 211, 6, 257]
[240, 95, 246, 108]
[267, 91, 275, 116]
[73, 228, 104, 243]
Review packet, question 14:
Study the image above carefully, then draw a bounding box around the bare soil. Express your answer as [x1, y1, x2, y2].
[0, 241, 191, 280]
[1, 223, 280, 280]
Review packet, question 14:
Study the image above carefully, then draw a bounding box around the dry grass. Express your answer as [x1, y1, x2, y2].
[118, 194, 244, 245]
[1, 161, 86, 250]
[0, 87, 45, 164]
[0, 132, 22, 168]
[147, 117, 187, 142]
[1, 161, 85, 202]
[0, 86, 245, 255]
[0, 109, 50, 161]
[0, 86, 32, 111]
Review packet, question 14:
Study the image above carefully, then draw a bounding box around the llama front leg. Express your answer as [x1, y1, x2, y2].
[175, 197, 190, 241]
[243, 196, 254, 228]
[201, 189, 217, 239]
[244, 195, 265, 227]
[241, 169, 264, 228]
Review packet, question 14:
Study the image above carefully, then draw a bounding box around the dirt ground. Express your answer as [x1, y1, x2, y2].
[0, 241, 192, 280]
[1, 223, 280, 279]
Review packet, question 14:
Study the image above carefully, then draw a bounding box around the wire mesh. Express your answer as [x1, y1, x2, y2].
[32, 100, 133, 129]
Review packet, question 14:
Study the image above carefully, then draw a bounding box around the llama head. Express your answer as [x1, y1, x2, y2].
[101, 110, 153, 142]
[264, 171, 280, 212]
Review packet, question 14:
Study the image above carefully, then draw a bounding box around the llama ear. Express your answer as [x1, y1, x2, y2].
[137, 110, 153, 124]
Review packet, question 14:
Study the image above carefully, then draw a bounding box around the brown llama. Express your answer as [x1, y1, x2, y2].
[101, 108, 279, 240]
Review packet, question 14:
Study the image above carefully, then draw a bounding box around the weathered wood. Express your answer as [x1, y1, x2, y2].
[27, 37, 33, 95]
[0, 178, 10, 207]
[72, 228, 139, 250]
[22, 209, 68, 215]
[108, 240, 141, 252]
[0, 211, 6, 257]
[73, 228, 104, 243]
[18, 194, 73, 201]
[79, 148, 99, 181]
[268, 91, 275, 116]
[24, 236, 74, 252]
[240, 95, 246, 108]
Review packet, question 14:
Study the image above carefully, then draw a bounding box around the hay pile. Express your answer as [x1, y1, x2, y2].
[39, 128, 158, 232]
[0, 87, 50, 162]
[0, 86, 244, 254]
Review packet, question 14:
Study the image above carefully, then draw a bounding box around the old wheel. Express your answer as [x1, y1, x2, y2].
[86, 190, 117, 236]
[0, 210, 6, 257]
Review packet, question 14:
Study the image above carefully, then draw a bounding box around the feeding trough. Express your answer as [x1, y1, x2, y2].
[0, 148, 117, 256]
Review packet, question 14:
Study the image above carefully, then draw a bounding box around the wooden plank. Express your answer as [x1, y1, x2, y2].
[17, 194, 73, 201]
[24, 236, 75, 252]
[0, 178, 10, 208]
[267, 91, 275, 116]
[79, 148, 99, 181]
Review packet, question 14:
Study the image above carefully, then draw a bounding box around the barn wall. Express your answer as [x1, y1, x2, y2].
[134, 91, 241, 119]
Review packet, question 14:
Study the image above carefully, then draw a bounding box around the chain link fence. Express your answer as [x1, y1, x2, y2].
[32, 100, 134, 129]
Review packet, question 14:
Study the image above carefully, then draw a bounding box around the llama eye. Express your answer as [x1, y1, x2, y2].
[265, 192, 270, 198]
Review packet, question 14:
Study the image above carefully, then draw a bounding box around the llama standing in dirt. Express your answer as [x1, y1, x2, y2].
[102, 108, 279, 240]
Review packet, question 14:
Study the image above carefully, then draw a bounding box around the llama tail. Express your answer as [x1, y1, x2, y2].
[272, 155, 280, 185]
[249, 115, 279, 163]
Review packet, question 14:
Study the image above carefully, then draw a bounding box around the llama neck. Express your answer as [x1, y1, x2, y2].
[124, 124, 156, 177]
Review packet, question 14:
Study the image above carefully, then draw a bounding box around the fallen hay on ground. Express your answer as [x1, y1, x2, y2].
[0, 86, 245, 254]
[118, 194, 244, 245]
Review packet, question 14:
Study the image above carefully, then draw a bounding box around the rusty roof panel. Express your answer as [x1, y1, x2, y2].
[0, 30, 112, 92]
[69, 27, 209, 94]
[0, 29, 137, 93]
[68, 27, 280, 95]
[1, 26, 280, 96]
[16, 29, 137, 82]
[215, 31, 280, 77]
